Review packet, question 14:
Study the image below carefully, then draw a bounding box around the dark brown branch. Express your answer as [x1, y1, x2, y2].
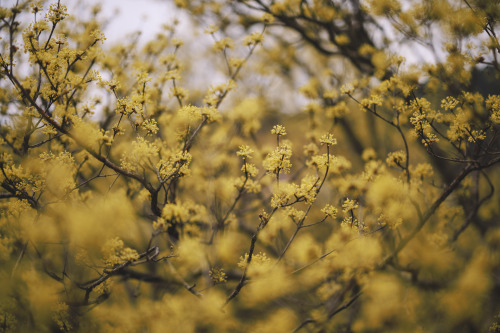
[452, 171, 495, 241]
[292, 318, 316, 332]
[379, 155, 500, 267]
[328, 291, 362, 318]
[225, 212, 272, 305]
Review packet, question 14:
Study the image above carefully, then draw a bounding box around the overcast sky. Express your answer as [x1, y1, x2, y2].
[0, 0, 187, 43]
[0, 0, 441, 67]
[73, 0, 187, 42]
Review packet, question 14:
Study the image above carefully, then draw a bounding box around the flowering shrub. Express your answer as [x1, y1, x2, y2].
[1, 0, 500, 332]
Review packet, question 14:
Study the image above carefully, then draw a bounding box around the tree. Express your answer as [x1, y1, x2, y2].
[0, 0, 499, 331]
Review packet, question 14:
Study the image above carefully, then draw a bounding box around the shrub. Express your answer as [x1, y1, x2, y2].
[1, 0, 499, 331]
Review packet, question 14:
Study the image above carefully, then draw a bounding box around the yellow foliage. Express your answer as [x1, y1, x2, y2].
[365, 174, 414, 229]
[177, 237, 207, 274]
[440, 249, 493, 326]
[21, 270, 61, 330]
[65, 190, 139, 251]
[1, 0, 499, 331]
[252, 308, 298, 332]
[216, 231, 248, 264]
[353, 273, 406, 331]
[330, 235, 382, 271]
[241, 265, 294, 306]
[287, 233, 322, 264]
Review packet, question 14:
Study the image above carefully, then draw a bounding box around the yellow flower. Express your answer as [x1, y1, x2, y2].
[204, 24, 219, 34]
[101, 237, 139, 267]
[319, 133, 337, 146]
[237, 145, 254, 159]
[321, 204, 338, 218]
[213, 37, 234, 52]
[342, 198, 358, 213]
[243, 32, 264, 46]
[335, 34, 350, 46]
[30, 1, 43, 14]
[263, 143, 292, 175]
[261, 13, 275, 24]
[46, 3, 68, 24]
[171, 38, 184, 47]
[386, 150, 406, 168]
[271, 124, 287, 136]
[340, 83, 354, 95]
[209, 268, 227, 283]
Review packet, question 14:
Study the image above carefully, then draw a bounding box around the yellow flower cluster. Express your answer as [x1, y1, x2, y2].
[47, 3, 68, 24]
[319, 133, 337, 146]
[238, 252, 271, 277]
[233, 145, 261, 193]
[121, 137, 159, 172]
[161, 201, 205, 225]
[321, 204, 338, 218]
[263, 143, 292, 175]
[209, 268, 227, 283]
[1, 1, 499, 332]
[360, 94, 384, 110]
[271, 124, 287, 136]
[213, 37, 234, 52]
[487, 95, 500, 124]
[386, 150, 406, 168]
[237, 145, 254, 159]
[408, 99, 439, 146]
[101, 237, 139, 267]
[342, 198, 358, 213]
[243, 32, 264, 47]
[158, 151, 192, 179]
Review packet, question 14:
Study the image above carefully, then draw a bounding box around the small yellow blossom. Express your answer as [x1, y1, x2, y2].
[323, 89, 339, 99]
[171, 38, 184, 47]
[213, 37, 234, 52]
[263, 143, 292, 175]
[46, 3, 68, 24]
[170, 86, 188, 101]
[30, 1, 43, 14]
[90, 29, 106, 43]
[335, 34, 350, 45]
[261, 13, 275, 24]
[340, 83, 354, 95]
[237, 145, 254, 159]
[229, 57, 245, 68]
[319, 133, 337, 146]
[487, 95, 500, 124]
[121, 137, 159, 172]
[271, 191, 290, 208]
[238, 252, 271, 276]
[362, 148, 377, 161]
[299, 79, 320, 99]
[321, 204, 338, 218]
[410, 163, 434, 180]
[342, 198, 358, 213]
[141, 119, 159, 135]
[271, 124, 287, 136]
[157, 151, 192, 179]
[286, 207, 306, 220]
[243, 32, 264, 46]
[441, 96, 459, 111]
[204, 24, 219, 34]
[303, 143, 319, 156]
[52, 302, 72, 331]
[101, 237, 139, 267]
[153, 218, 167, 232]
[386, 150, 406, 168]
[209, 268, 227, 283]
